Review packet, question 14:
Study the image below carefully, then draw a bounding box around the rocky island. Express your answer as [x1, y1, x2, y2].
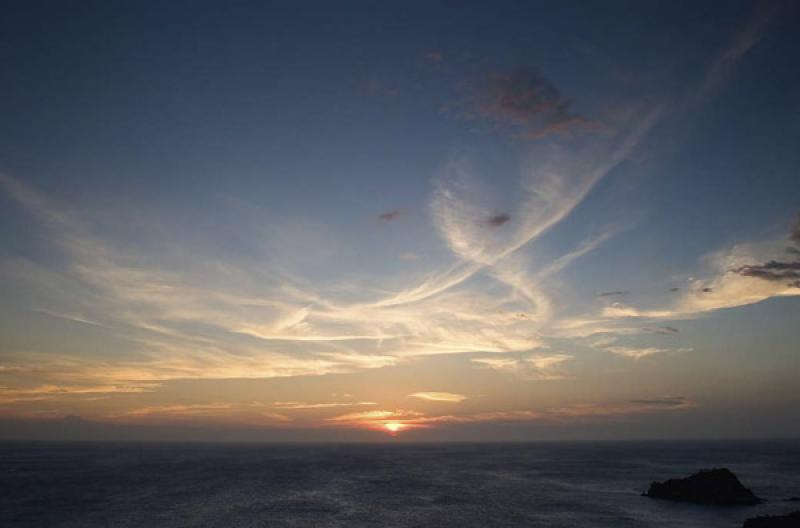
[643, 468, 763, 506]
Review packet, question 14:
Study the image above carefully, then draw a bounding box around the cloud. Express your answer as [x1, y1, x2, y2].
[416, 410, 541, 425]
[733, 260, 800, 287]
[323, 397, 695, 430]
[118, 403, 234, 417]
[409, 392, 467, 403]
[546, 397, 694, 418]
[472, 353, 573, 380]
[0, 98, 659, 409]
[730, 214, 800, 287]
[475, 68, 595, 140]
[727, 2, 782, 59]
[642, 326, 679, 335]
[579, 215, 800, 332]
[592, 237, 800, 326]
[378, 209, 406, 222]
[674, 224, 800, 313]
[486, 213, 511, 228]
[728, 213, 800, 288]
[605, 346, 692, 360]
[600, 303, 646, 318]
[326, 410, 400, 422]
[109, 403, 292, 425]
[428, 105, 659, 276]
[679, 0, 782, 113]
[324, 409, 425, 429]
[628, 396, 690, 407]
[0, 382, 160, 404]
[272, 401, 377, 410]
[599, 290, 628, 297]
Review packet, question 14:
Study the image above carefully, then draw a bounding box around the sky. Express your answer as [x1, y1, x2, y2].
[1, 0, 799, 442]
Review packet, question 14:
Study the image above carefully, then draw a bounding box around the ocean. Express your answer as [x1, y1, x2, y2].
[1, 440, 798, 527]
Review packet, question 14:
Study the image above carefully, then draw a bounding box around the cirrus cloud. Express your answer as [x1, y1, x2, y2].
[409, 392, 467, 403]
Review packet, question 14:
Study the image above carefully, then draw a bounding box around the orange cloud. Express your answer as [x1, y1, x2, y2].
[409, 392, 467, 402]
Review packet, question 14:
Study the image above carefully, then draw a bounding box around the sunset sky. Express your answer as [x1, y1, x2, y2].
[1, 0, 799, 441]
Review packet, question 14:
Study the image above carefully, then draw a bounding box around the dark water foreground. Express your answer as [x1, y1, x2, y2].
[1, 440, 798, 527]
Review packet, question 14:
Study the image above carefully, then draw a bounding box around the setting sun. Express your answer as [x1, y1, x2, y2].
[384, 423, 405, 435]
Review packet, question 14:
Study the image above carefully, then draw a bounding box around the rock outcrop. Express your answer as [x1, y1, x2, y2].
[742, 511, 800, 527]
[643, 468, 762, 505]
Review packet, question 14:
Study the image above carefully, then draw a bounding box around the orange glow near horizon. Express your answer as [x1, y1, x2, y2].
[384, 422, 405, 435]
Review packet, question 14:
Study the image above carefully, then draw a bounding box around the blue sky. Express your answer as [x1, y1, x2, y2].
[1, 0, 799, 441]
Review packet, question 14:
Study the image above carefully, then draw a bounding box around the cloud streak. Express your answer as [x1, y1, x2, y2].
[272, 401, 377, 410]
[605, 346, 692, 360]
[323, 397, 694, 431]
[472, 353, 573, 380]
[409, 392, 467, 403]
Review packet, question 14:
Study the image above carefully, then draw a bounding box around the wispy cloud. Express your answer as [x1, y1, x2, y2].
[681, 0, 783, 115]
[674, 233, 800, 315]
[475, 68, 596, 140]
[0, 382, 160, 404]
[117, 403, 234, 417]
[0, 104, 658, 407]
[642, 326, 679, 335]
[605, 346, 692, 360]
[472, 353, 573, 380]
[546, 397, 694, 418]
[323, 397, 694, 430]
[730, 218, 800, 288]
[272, 401, 377, 410]
[109, 403, 292, 425]
[576, 223, 800, 335]
[325, 409, 425, 427]
[409, 392, 467, 403]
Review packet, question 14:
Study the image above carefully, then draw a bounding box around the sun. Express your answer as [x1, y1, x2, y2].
[384, 422, 405, 435]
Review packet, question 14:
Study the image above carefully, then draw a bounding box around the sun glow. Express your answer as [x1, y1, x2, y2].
[384, 422, 405, 435]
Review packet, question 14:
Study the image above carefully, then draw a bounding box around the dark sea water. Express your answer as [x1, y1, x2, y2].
[1, 440, 798, 527]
